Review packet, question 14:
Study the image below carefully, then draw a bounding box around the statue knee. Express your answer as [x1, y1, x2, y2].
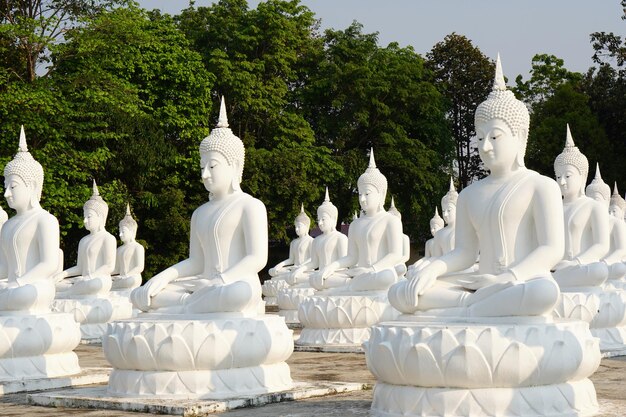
[9, 284, 39, 310]
[608, 262, 626, 280]
[388, 281, 417, 314]
[525, 278, 560, 316]
[587, 262, 609, 286]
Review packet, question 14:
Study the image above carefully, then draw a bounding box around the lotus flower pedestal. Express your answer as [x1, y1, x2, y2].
[277, 286, 315, 324]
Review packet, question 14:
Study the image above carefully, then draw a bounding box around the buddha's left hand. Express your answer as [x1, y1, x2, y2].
[348, 267, 374, 277]
[460, 272, 515, 290]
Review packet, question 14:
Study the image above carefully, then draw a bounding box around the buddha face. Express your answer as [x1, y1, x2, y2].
[359, 183, 381, 215]
[200, 151, 236, 197]
[442, 202, 456, 225]
[4, 174, 32, 212]
[84, 208, 103, 233]
[119, 226, 136, 243]
[588, 191, 607, 204]
[609, 205, 624, 220]
[318, 212, 336, 234]
[430, 221, 443, 237]
[476, 118, 519, 174]
[555, 164, 584, 201]
[294, 221, 308, 237]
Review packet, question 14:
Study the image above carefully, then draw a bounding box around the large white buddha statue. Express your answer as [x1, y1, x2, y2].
[297, 150, 402, 347]
[55, 181, 116, 298]
[261, 204, 313, 305]
[387, 197, 410, 264]
[388, 55, 564, 317]
[105, 98, 293, 399]
[605, 184, 626, 281]
[552, 125, 609, 289]
[308, 149, 404, 293]
[111, 204, 145, 292]
[409, 207, 445, 274]
[0, 126, 80, 380]
[365, 55, 600, 417]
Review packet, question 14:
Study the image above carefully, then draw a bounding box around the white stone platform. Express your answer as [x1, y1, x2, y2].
[28, 381, 368, 415]
[0, 367, 110, 395]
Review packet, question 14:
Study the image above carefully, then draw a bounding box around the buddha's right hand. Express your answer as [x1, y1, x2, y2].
[406, 268, 438, 303]
[309, 270, 324, 290]
[287, 268, 303, 285]
[133, 275, 170, 310]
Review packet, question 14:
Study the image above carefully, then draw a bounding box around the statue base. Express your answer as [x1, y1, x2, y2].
[277, 286, 315, 324]
[263, 296, 277, 306]
[52, 295, 134, 341]
[364, 318, 600, 417]
[297, 292, 398, 347]
[0, 312, 81, 381]
[103, 313, 294, 399]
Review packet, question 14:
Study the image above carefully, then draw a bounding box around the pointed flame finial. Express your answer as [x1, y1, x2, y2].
[300, 203, 305, 213]
[595, 163, 602, 180]
[353, 211, 358, 221]
[324, 186, 330, 202]
[217, 96, 229, 128]
[614, 182, 620, 196]
[92, 179, 99, 196]
[19, 125, 28, 152]
[368, 148, 376, 168]
[390, 196, 396, 209]
[449, 177, 455, 192]
[493, 53, 506, 91]
[565, 124, 575, 148]
[435, 207, 440, 217]
[126, 202, 131, 216]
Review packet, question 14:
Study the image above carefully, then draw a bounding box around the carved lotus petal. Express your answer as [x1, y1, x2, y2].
[329, 303, 352, 327]
[368, 341, 401, 383]
[543, 338, 579, 383]
[579, 338, 601, 378]
[126, 335, 157, 370]
[403, 343, 444, 387]
[14, 325, 45, 356]
[103, 334, 126, 368]
[0, 326, 13, 357]
[444, 344, 491, 387]
[493, 341, 538, 386]
[233, 328, 266, 368]
[196, 331, 232, 369]
[432, 389, 467, 416]
[429, 328, 459, 359]
[156, 334, 196, 370]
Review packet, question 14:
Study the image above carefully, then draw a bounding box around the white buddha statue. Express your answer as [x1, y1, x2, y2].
[387, 197, 411, 264]
[105, 98, 293, 399]
[430, 177, 457, 256]
[268, 205, 313, 277]
[309, 149, 404, 293]
[0, 205, 7, 228]
[111, 204, 145, 291]
[0, 126, 80, 380]
[552, 126, 609, 289]
[605, 184, 626, 281]
[0, 127, 60, 312]
[131, 98, 267, 315]
[409, 207, 445, 273]
[388, 56, 563, 317]
[286, 188, 348, 286]
[55, 180, 116, 298]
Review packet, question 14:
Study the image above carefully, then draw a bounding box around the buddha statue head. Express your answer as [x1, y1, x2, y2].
[430, 207, 445, 237]
[119, 203, 138, 243]
[609, 183, 626, 220]
[357, 148, 388, 215]
[554, 124, 589, 199]
[83, 180, 109, 232]
[294, 203, 311, 237]
[388, 197, 401, 220]
[199, 97, 245, 195]
[585, 163, 611, 207]
[317, 187, 339, 233]
[475, 54, 530, 171]
[441, 177, 458, 225]
[3, 126, 45, 212]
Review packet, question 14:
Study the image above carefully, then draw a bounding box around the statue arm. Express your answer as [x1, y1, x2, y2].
[220, 199, 268, 284]
[320, 230, 358, 277]
[0, 240, 7, 280]
[576, 204, 610, 264]
[371, 216, 403, 272]
[509, 180, 565, 279]
[88, 234, 116, 277]
[126, 244, 145, 276]
[17, 214, 61, 285]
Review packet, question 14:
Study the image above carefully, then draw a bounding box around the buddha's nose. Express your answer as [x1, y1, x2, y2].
[202, 165, 210, 179]
[3, 189, 9, 198]
[480, 138, 492, 152]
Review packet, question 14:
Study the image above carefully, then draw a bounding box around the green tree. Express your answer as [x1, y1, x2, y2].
[514, 54, 582, 107]
[302, 23, 453, 240]
[426, 33, 494, 189]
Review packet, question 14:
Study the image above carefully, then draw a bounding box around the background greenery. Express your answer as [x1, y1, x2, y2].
[1, 0, 624, 279]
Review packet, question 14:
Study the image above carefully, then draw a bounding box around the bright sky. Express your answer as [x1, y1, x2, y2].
[137, 0, 625, 81]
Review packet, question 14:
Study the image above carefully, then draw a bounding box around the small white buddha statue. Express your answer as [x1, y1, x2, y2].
[388, 55, 564, 317]
[268, 204, 314, 277]
[55, 181, 117, 298]
[387, 197, 411, 264]
[0, 126, 60, 313]
[286, 188, 348, 285]
[131, 97, 267, 314]
[111, 204, 145, 290]
[0, 205, 7, 228]
[310, 149, 404, 293]
[602, 184, 626, 280]
[552, 126, 609, 289]
[431, 178, 457, 256]
[409, 207, 445, 273]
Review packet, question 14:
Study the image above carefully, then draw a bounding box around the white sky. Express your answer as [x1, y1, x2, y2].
[138, 0, 625, 81]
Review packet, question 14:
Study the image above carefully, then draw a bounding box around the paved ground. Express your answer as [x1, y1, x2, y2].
[1, 339, 626, 416]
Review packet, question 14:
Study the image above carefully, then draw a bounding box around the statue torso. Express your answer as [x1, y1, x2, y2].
[312, 230, 347, 267]
[77, 230, 115, 276]
[290, 235, 313, 265]
[350, 212, 397, 268]
[116, 241, 142, 275]
[562, 197, 598, 259]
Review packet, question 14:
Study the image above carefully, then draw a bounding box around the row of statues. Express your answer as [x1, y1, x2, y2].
[0, 55, 605, 417]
